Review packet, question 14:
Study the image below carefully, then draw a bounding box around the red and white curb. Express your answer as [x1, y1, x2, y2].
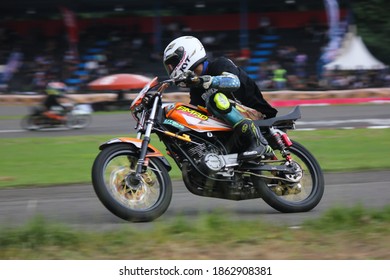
[271, 97, 390, 107]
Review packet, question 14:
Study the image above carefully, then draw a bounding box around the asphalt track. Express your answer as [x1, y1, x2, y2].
[0, 171, 389, 231]
[0, 103, 389, 230]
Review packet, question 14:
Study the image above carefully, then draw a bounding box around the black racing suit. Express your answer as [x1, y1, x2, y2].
[42, 94, 73, 118]
[43, 94, 67, 111]
[189, 57, 277, 119]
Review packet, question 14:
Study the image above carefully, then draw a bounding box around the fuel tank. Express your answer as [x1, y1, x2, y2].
[164, 103, 232, 132]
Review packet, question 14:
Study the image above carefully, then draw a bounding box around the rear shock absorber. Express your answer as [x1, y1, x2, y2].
[270, 127, 293, 160]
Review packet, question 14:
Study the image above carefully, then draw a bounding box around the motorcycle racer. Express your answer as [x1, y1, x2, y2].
[163, 35, 278, 160]
[42, 81, 74, 120]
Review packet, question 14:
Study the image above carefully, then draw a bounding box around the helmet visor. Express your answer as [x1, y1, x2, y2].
[163, 46, 185, 75]
[164, 55, 179, 75]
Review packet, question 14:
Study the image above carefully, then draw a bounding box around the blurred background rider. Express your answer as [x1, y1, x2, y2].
[42, 81, 74, 119]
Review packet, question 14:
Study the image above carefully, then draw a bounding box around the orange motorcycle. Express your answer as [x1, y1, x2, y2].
[91, 76, 324, 222]
[21, 104, 92, 130]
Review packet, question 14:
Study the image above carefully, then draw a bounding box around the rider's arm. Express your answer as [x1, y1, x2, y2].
[200, 72, 240, 92]
[178, 69, 240, 91]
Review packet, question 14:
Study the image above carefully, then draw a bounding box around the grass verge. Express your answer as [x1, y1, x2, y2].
[0, 205, 389, 259]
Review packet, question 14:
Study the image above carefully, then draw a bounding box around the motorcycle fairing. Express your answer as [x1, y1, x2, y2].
[165, 102, 232, 132]
[43, 111, 65, 121]
[100, 137, 161, 155]
[99, 137, 172, 171]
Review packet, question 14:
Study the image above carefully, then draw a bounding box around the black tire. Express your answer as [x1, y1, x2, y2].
[91, 143, 172, 222]
[255, 140, 324, 213]
[20, 115, 43, 130]
[66, 114, 92, 129]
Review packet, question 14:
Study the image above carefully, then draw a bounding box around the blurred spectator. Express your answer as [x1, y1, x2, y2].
[85, 57, 99, 75]
[1, 48, 23, 85]
[381, 66, 390, 87]
[97, 62, 109, 77]
[288, 75, 306, 90]
[306, 75, 320, 89]
[294, 53, 308, 78]
[272, 65, 287, 90]
[257, 62, 273, 89]
[277, 45, 297, 73]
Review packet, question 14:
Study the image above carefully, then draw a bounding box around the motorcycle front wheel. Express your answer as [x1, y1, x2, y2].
[66, 114, 92, 129]
[254, 140, 324, 213]
[91, 143, 172, 222]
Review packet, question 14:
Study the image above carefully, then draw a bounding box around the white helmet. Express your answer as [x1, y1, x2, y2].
[163, 36, 207, 79]
[46, 81, 67, 95]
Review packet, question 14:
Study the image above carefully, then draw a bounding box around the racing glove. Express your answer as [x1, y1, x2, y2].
[176, 71, 202, 87]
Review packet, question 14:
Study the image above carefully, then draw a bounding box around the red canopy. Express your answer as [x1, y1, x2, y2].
[88, 74, 152, 90]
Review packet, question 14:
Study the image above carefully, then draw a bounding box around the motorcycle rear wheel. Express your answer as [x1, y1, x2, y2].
[91, 143, 172, 222]
[20, 115, 44, 130]
[254, 140, 324, 213]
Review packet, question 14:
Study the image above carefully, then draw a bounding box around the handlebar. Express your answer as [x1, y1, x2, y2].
[161, 75, 202, 87]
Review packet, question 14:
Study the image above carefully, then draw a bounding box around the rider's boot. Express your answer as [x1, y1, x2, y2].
[233, 118, 275, 160]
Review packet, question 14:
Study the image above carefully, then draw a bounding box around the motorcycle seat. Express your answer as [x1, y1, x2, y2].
[254, 106, 301, 127]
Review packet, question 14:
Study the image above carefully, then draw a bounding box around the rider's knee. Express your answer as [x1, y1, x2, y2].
[208, 92, 232, 114]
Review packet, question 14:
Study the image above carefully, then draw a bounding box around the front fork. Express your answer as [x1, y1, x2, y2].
[130, 96, 161, 185]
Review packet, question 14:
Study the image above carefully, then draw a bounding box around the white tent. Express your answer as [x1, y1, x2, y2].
[324, 35, 386, 70]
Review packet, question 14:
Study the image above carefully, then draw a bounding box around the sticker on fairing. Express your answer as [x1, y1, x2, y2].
[177, 105, 209, 120]
[163, 119, 185, 130]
